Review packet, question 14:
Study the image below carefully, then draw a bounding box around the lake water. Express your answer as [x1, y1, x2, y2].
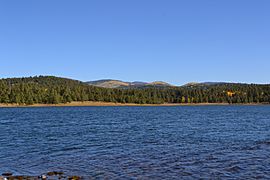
[0, 106, 270, 179]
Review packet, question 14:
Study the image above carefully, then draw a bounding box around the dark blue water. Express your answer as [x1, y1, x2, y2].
[0, 106, 270, 179]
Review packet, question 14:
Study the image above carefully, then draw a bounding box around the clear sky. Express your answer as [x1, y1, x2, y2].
[0, 0, 269, 85]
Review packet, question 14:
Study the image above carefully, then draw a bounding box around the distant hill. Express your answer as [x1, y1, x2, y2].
[87, 79, 237, 89]
[183, 82, 232, 87]
[86, 79, 173, 88]
[86, 79, 130, 88]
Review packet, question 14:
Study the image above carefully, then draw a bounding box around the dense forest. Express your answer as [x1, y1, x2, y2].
[0, 76, 270, 105]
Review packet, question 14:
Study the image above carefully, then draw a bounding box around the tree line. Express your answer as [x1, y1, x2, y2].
[0, 76, 270, 105]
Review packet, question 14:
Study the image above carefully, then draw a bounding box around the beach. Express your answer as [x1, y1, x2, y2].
[0, 101, 267, 108]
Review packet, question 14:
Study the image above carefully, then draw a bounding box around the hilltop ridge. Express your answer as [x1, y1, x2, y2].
[86, 79, 173, 88]
[86, 79, 241, 89]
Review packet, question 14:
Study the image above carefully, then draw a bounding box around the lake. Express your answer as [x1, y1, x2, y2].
[0, 106, 270, 179]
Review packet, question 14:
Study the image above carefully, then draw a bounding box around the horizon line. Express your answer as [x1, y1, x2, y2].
[0, 75, 270, 86]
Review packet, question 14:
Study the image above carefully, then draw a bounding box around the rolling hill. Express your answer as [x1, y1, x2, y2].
[86, 79, 173, 88]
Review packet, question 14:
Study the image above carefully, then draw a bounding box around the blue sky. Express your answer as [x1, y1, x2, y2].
[0, 0, 269, 85]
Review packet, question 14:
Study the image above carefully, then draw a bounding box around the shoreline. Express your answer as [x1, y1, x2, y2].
[0, 101, 268, 108]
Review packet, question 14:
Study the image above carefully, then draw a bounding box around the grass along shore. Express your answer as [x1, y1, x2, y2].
[0, 101, 268, 107]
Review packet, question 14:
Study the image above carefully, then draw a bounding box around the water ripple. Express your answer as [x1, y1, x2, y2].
[0, 106, 270, 179]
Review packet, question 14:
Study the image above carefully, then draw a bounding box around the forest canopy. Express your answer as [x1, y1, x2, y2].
[0, 76, 270, 105]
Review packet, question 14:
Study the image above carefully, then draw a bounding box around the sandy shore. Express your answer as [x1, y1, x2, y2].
[0, 101, 170, 107]
[0, 101, 267, 107]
